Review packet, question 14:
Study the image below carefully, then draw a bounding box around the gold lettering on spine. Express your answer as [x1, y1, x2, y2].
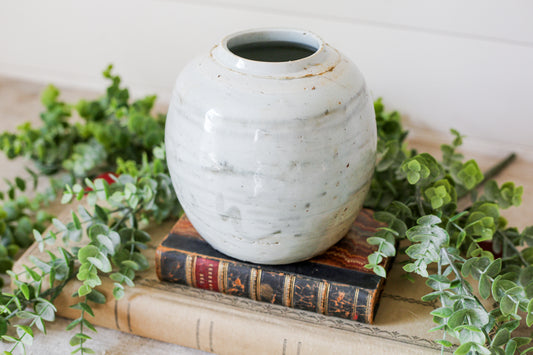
[352, 288, 360, 320]
[185, 255, 194, 287]
[217, 261, 225, 293]
[323, 283, 331, 315]
[365, 290, 372, 322]
[317, 282, 328, 315]
[283, 275, 296, 307]
[249, 268, 258, 301]
[191, 255, 198, 288]
[221, 262, 229, 293]
[256, 269, 262, 301]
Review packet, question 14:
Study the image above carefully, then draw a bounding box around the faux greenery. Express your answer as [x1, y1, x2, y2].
[365, 99, 533, 354]
[0, 67, 530, 354]
[0, 67, 179, 354]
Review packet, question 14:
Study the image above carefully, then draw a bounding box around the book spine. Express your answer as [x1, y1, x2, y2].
[156, 249, 375, 323]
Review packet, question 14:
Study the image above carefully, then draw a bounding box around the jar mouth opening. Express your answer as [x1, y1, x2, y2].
[213, 28, 335, 78]
[224, 29, 322, 63]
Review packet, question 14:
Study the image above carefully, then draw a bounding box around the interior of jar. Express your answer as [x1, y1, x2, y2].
[226, 30, 321, 62]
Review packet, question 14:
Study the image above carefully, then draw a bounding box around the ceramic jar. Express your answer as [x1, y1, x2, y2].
[166, 28, 376, 264]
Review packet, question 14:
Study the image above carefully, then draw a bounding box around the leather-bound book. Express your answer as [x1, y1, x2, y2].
[156, 209, 393, 324]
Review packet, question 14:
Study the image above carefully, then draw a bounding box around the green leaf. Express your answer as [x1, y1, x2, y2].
[19, 283, 30, 300]
[121, 260, 140, 271]
[23, 265, 41, 282]
[479, 274, 491, 299]
[513, 337, 531, 347]
[454, 342, 476, 355]
[40, 84, 60, 108]
[527, 299, 533, 326]
[15, 177, 26, 191]
[66, 318, 82, 331]
[78, 284, 92, 297]
[87, 289, 106, 304]
[15, 311, 37, 319]
[35, 317, 46, 334]
[448, 308, 489, 329]
[94, 178, 109, 200]
[35, 301, 56, 322]
[72, 211, 82, 230]
[505, 339, 517, 355]
[500, 286, 524, 315]
[430, 307, 453, 318]
[113, 284, 125, 299]
[492, 328, 510, 347]
[402, 263, 417, 273]
[96, 234, 115, 255]
[372, 265, 386, 278]
[70, 334, 82, 346]
[421, 291, 446, 302]
[61, 190, 73, 204]
[2, 335, 18, 342]
[94, 205, 108, 224]
[82, 318, 97, 332]
[77, 302, 94, 317]
[367, 252, 383, 266]
[78, 245, 100, 264]
[15, 324, 33, 345]
[87, 252, 111, 273]
[435, 339, 453, 347]
[0, 318, 6, 336]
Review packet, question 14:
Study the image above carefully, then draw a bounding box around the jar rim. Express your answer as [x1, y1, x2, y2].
[211, 28, 338, 78]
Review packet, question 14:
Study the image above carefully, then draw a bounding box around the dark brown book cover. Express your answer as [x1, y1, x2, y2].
[156, 209, 392, 324]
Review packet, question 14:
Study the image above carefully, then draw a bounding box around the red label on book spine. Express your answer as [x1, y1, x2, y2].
[195, 257, 220, 292]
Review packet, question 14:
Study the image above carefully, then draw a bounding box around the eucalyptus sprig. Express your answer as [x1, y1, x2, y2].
[1, 144, 179, 354]
[364, 100, 533, 354]
[0, 64, 165, 178]
[0, 67, 179, 354]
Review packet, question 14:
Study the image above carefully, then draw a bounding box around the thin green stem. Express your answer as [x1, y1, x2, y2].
[441, 248, 492, 344]
[441, 248, 486, 310]
[79, 297, 86, 355]
[437, 253, 447, 355]
[481, 153, 517, 184]
[415, 185, 426, 216]
[497, 230, 529, 267]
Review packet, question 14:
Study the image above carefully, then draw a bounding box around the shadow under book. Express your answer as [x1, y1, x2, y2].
[156, 209, 392, 324]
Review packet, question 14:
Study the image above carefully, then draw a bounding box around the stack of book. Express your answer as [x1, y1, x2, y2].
[14, 208, 455, 354]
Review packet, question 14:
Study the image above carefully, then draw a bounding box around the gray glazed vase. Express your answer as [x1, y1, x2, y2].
[165, 28, 376, 264]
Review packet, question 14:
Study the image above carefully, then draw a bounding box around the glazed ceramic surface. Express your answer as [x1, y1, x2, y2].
[166, 29, 376, 264]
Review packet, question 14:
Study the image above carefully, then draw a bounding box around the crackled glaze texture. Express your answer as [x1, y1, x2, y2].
[166, 29, 376, 264]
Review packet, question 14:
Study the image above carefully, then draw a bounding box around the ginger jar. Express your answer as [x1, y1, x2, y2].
[165, 28, 376, 264]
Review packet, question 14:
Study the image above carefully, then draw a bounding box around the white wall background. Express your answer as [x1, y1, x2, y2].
[0, 0, 532, 156]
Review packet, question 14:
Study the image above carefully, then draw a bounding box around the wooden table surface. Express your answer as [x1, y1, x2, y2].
[0, 75, 532, 354]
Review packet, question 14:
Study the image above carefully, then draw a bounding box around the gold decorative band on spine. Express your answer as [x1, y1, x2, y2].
[317, 282, 329, 315]
[190, 255, 198, 288]
[365, 289, 372, 322]
[352, 288, 360, 320]
[217, 261, 226, 293]
[221, 261, 229, 293]
[255, 269, 262, 301]
[249, 268, 258, 301]
[185, 255, 195, 287]
[283, 275, 296, 307]
[323, 283, 331, 316]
